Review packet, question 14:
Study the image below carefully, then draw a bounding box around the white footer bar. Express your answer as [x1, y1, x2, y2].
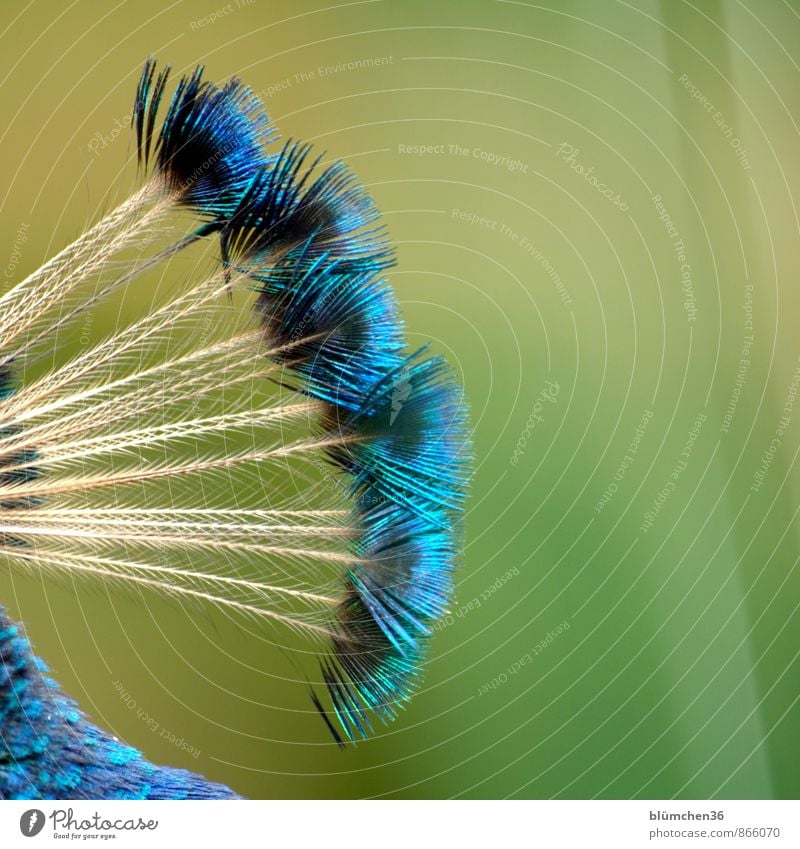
[2, 799, 797, 848]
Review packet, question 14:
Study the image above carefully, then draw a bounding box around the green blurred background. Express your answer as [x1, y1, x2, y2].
[1, 0, 799, 799]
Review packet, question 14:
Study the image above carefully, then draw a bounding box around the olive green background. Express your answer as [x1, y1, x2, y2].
[1, 0, 799, 799]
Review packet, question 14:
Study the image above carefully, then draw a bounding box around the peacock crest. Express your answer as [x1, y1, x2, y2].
[0, 59, 470, 799]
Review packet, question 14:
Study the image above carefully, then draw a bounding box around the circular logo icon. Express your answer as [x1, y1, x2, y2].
[19, 810, 45, 837]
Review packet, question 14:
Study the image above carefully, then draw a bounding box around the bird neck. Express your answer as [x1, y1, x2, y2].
[0, 605, 241, 799]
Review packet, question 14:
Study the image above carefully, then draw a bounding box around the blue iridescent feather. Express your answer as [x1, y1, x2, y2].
[133, 57, 275, 221]
[251, 255, 406, 412]
[222, 160, 471, 742]
[220, 140, 394, 274]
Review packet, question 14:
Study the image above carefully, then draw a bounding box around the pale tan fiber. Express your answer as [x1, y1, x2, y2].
[0, 180, 359, 633]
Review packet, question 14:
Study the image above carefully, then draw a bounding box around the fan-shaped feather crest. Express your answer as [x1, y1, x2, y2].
[220, 140, 394, 273]
[222, 180, 471, 741]
[0, 57, 471, 798]
[133, 57, 275, 219]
